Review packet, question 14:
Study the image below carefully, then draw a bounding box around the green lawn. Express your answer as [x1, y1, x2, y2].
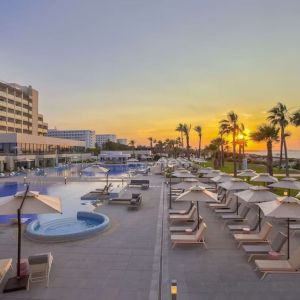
[203, 160, 300, 175]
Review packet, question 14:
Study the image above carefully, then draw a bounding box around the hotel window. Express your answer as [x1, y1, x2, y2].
[8, 99, 14, 105]
[7, 108, 14, 114]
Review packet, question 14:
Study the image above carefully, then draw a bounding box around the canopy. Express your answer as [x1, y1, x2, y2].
[238, 169, 257, 178]
[172, 180, 211, 190]
[258, 196, 300, 258]
[175, 185, 217, 229]
[203, 170, 221, 178]
[219, 178, 251, 191]
[250, 173, 278, 183]
[210, 173, 232, 183]
[171, 171, 195, 178]
[268, 177, 300, 191]
[198, 167, 213, 174]
[235, 186, 278, 203]
[0, 190, 62, 215]
[175, 185, 218, 202]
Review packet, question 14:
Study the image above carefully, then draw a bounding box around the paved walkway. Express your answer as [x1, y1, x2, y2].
[1, 173, 300, 300]
[0, 174, 163, 300]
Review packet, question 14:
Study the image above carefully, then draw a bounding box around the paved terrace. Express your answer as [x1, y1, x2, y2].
[0, 174, 300, 300]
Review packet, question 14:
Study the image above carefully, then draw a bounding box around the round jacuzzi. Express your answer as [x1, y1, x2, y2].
[25, 211, 109, 242]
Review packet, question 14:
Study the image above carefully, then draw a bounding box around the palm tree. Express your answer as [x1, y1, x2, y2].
[194, 125, 202, 158]
[220, 111, 239, 177]
[219, 121, 231, 167]
[267, 102, 290, 176]
[148, 137, 154, 151]
[175, 123, 184, 147]
[182, 124, 191, 159]
[291, 109, 300, 127]
[129, 140, 135, 157]
[251, 125, 279, 175]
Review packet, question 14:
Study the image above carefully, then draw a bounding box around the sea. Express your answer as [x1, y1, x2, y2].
[247, 150, 300, 159]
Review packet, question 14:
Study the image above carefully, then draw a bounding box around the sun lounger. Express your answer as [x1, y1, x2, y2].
[169, 203, 193, 215]
[255, 247, 300, 279]
[289, 223, 300, 237]
[171, 222, 207, 248]
[214, 199, 238, 214]
[28, 252, 53, 288]
[233, 222, 273, 247]
[243, 231, 287, 261]
[169, 217, 203, 233]
[169, 206, 197, 223]
[221, 203, 249, 220]
[209, 195, 231, 208]
[227, 211, 259, 231]
[0, 258, 13, 284]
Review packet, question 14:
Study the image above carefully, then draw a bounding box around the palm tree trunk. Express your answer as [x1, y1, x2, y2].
[267, 140, 273, 175]
[199, 135, 202, 158]
[283, 137, 289, 177]
[233, 127, 237, 177]
[279, 127, 284, 169]
[238, 144, 242, 170]
[186, 135, 190, 159]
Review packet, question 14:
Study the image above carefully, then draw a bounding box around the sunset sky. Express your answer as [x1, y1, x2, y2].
[1, 0, 300, 150]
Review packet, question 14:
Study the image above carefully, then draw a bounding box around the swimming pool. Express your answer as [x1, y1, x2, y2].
[25, 211, 110, 242]
[0, 181, 109, 223]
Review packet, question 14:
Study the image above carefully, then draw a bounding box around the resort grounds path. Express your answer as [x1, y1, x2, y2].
[0, 174, 164, 300]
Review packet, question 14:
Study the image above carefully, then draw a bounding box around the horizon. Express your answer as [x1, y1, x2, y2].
[1, 0, 300, 151]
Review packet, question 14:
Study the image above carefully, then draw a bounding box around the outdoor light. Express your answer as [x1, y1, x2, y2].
[171, 280, 177, 300]
[23, 176, 27, 184]
[284, 191, 288, 196]
[64, 176, 67, 184]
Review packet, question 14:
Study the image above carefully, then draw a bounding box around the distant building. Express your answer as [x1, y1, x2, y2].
[0, 81, 48, 135]
[117, 138, 127, 145]
[96, 134, 117, 147]
[48, 129, 96, 148]
[99, 151, 130, 164]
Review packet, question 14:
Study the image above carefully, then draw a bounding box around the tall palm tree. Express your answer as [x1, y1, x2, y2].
[220, 111, 239, 177]
[291, 109, 300, 127]
[182, 124, 191, 159]
[129, 140, 135, 157]
[148, 137, 154, 151]
[251, 125, 279, 175]
[194, 125, 202, 158]
[219, 121, 231, 167]
[267, 102, 290, 176]
[175, 123, 184, 147]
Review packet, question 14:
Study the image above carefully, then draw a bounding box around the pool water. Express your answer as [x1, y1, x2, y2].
[41, 218, 100, 235]
[0, 181, 112, 223]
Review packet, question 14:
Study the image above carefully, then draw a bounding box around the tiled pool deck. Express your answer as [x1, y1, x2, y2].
[1, 174, 300, 300]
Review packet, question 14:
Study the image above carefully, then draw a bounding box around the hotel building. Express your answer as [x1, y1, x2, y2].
[0, 81, 88, 171]
[96, 134, 117, 147]
[48, 129, 96, 148]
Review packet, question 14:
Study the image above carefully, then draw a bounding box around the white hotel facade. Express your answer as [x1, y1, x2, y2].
[0, 81, 89, 171]
[48, 129, 96, 149]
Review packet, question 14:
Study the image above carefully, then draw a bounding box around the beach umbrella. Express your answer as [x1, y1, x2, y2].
[268, 177, 300, 196]
[219, 178, 251, 214]
[0, 186, 62, 292]
[258, 196, 300, 258]
[172, 180, 211, 191]
[168, 171, 196, 209]
[238, 169, 257, 178]
[198, 167, 213, 174]
[250, 173, 278, 185]
[235, 186, 277, 230]
[202, 170, 221, 178]
[176, 185, 218, 229]
[219, 178, 251, 191]
[210, 173, 233, 183]
[238, 169, 257, 182]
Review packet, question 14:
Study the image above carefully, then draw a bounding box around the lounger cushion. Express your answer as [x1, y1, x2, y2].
[233, 234, 260, 241]
[0, 259, 12, 278]
[255, 260, 294, 271]
[28, 254, 49, 265]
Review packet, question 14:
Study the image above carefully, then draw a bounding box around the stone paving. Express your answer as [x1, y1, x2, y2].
[1, 173, 300, 300]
